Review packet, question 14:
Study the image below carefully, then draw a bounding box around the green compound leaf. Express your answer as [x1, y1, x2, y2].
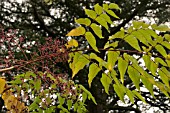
[124, 34, 141, 51]
[75, 18, 91, 26]
[155, 44, 167, 57]
[127, 66, 140, 90]
[85, 32, 99, 52]
[100, 73, 112, 94]
[88, 63, 101, 87]
[118, 57, 128, 83]
[85, 9, 97, 19]
[90, 23, 103, 39]
[94, 3, 103, 15]
[95, 16, 109, 31]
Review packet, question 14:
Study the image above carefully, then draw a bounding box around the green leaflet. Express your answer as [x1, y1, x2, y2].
[132, 90, 146, 103]
[158, 69, 169, 88]
[85, 32, 99, 52]
[150, 61, 158, 76]
[113, 84, 125, 102]
[127, 66, 140, 90]
[127, 26, 133, 33]
[100, 73, 112, 94]
[82, 92, 87, 103]
[155, 82, 170, 97]
[90, 23, 103, 39]
[118, 57, 128, 83]
[75, 18, 91, 26]
[109, 3, 121, 12]
[88, 63, 101, 87]
[90, 53, 107, 68]
[71, 52, 90, 78]
[94, 3, 103, 15]
[133, 21, 142, 29]
[111, 70, 119, 85]
[142, 55, 157, 76]
[143, 55, 151, 70]
[34, 79, 41, 91]
[79, 85, 97, 104]
[126, 89, 134, 104]
[132, 21, 149, 29]
[100, 13, 112, 24]
[124, 34, 141, 51]
[155, 57, 167, 66]
[104, 41, 119, 49]
[95, 16, 109, 31]
[105, 9, 119, 19]
[155, 44, 167, 57]
[152, 24, 170, 31]
[166, 59, 170, 67]
[85, 9, 97, 19]
[145, 29, 158, 38]
[67, 100, 72, 110]
[161, 41, 170, 50]
[132, 31, 149, 46]
[144, 73, 156, 85]
[155, 36, 163, 43]
[29, 100, 39, 111]
[164, 34, 170, 41]
[138, 29, 155, 46]
[160, 67, 170, 78]
[107, 51, 120, 71]
[66, 26, 86, 36]
[103, 4, 109, 10]
[141, 76, 155, 98]
[58, 94, 65, 105]
[125, 54, 138, 64]
[109, 29, 124, 40]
